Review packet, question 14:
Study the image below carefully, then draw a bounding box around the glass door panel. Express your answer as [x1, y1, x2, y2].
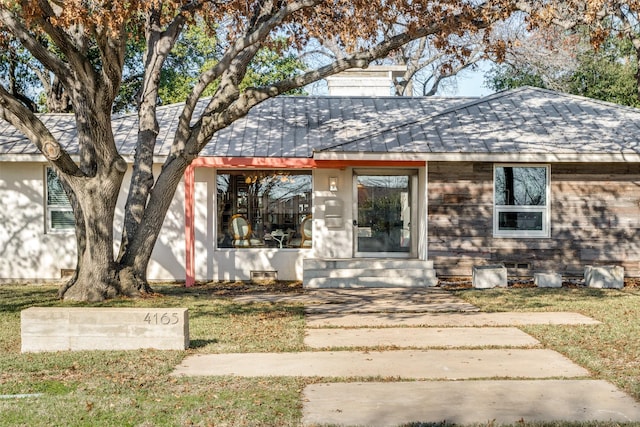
[355, 174, 412, 255]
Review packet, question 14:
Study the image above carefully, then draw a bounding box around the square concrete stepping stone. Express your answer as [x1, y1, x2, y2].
[304, 327, 539, 349]
[172, 349, 588, 379]
[302, 380, 640, 425]
[305, 312, 600, 328]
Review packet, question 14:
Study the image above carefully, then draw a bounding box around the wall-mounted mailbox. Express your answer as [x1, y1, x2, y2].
[324, 198, 344, 229]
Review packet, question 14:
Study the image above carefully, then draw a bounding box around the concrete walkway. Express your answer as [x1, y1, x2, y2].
[306, 311, 601, 327]
[234, 288, 480, 313]
[304, 327, 540, 348]
[172, 349, 588, 379]
[303, 380, 640, 426]
[174, 288, 640, 425]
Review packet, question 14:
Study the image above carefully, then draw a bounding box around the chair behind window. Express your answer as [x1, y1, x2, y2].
[230, 214, 252, 247]
[300, 214, 312, 248]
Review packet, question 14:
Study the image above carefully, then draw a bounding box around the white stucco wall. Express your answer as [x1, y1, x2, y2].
[1, 161, 429, 283]
[0, 161, 186, 282]
[144, 165, 186, 281]
[0, 162, 77, 281]
[312, 168, 354, 259]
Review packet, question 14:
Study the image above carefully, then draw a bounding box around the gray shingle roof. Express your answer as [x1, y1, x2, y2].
[320, 87, 640, 156]
[2, 87, 640, 160]
[201, 96, 467, 157]
[0, 96, 468, 158]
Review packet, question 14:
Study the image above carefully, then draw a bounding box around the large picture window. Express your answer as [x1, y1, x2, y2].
[45, 167, 74, 232]
[217, 171, 312, 248]
[494, 164, 550, 238]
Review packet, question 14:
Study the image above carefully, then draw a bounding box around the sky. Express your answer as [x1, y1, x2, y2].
[308, 60, 496, 98]
[436, 60, 495, 98]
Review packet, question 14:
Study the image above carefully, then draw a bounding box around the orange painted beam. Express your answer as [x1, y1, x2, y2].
[314, 160, 426, 168]
[191, 157, 317, 168]
[190, 156, 425, 169]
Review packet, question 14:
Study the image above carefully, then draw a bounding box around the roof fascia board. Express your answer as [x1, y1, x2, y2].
[0, 154, 48, 162]
[5, 152, 640, 164]
[313, 151, 640, 163]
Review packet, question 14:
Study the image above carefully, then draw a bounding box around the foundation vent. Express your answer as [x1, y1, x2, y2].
[503, 262, 531, 270]
[251, 270, 278, 281]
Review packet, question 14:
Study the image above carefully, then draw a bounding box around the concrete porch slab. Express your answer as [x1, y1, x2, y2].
[302, 380, 640, 426]
[172, 349, 588, 379]
[305, 311, 601, 328]
[304, 327, 540, 349]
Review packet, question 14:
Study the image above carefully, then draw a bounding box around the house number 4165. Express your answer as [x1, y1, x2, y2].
[143, 312, 180, 325]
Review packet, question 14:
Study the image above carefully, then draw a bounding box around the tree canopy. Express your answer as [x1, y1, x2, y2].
[486, 25, 640, 107]
[499, 1, 640, 105]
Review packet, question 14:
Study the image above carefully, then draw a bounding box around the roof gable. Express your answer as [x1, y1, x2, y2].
[320, 87, 640, 156]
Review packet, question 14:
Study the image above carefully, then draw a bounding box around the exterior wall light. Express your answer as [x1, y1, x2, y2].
[329, 176, 338, 192]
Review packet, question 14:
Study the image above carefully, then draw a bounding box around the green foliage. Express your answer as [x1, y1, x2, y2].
[239, 47, 307, 95]
[484, 64, 547, 92]
[156, 26, 306, 107]
[486, 33, 640, 107]
[567, 41, 640, 107]
[0, 39, 42, 112]
[3, 21, 306, 114]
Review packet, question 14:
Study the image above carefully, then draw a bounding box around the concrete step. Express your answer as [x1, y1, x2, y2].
[305, 275, 437, 288]
[303, 258, 437, 289]
[304, 258, 434, 270]
[304, 267, 433, 280]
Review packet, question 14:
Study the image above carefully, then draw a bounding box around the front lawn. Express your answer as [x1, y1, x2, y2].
[0, 282, 639, 426]
[454, 287, 640, 402]
[0, 282, 307, 426]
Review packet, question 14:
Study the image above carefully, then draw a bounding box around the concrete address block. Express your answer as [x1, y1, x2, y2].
[472, 265, 507, 289]
[584, 265, 624, 289]
[21, 307, 189, 353]
[535, 272, 562, 288]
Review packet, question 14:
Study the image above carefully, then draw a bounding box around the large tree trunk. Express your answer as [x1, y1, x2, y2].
[118, 155, 191, 293]
[58, 166, 126, 301]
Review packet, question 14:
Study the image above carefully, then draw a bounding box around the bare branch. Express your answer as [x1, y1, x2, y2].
[0, 85, 80, 176]
[0, 7, 72, 87]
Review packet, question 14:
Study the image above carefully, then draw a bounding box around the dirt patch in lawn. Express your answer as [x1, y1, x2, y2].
[181, 280, 304, 297]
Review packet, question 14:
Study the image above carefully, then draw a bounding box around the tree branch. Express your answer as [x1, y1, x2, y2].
[0, 85, 81, 176]
[0, 7, 72, 87]
[178, 0, 323, 139]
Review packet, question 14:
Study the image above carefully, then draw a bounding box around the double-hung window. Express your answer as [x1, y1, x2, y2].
[493, 164, 550, 238]
[45, 167, 74, 232]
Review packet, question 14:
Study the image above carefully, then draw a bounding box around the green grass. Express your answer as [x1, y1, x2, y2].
[453, 287, 640, 403]
[1, 283, 640, 426]
[0, 283, 307, 426]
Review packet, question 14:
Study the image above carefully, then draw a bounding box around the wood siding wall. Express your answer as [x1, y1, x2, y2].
[428, 162, 640, 277]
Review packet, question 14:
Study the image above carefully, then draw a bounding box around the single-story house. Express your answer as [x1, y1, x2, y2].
[2, 81, 640, 287]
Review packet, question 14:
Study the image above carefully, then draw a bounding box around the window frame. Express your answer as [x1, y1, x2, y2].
[45, 166, 74, 233]
[215, 169, 313, 249]
[493, 163, 550, 238]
